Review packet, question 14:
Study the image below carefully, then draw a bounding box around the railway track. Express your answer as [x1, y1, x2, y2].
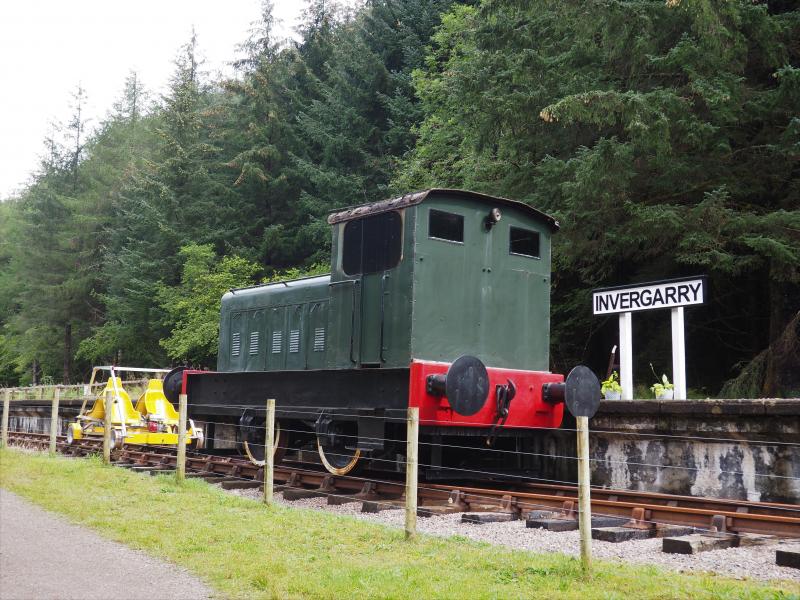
[6, 430, 800, 542]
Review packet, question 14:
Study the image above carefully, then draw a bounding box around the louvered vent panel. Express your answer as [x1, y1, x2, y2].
[289, 330, 300, 353]
[313, 328, 325, 352]
[249, 331, 259, 355]
[231, 333, 240, 356]
[271, 331, 282, 354]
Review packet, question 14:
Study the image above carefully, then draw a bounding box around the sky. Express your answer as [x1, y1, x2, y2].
[0, 1, 310, 199]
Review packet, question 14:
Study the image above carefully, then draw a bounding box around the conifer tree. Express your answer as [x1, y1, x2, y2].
[396, 0, 800, 393]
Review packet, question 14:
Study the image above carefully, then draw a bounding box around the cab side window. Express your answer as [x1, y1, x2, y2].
[509, 226, 540, 258]
[342, 211, 403, 275]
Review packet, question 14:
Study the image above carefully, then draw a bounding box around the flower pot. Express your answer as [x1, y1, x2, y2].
[656, 389, 674, 400]
[604, 390, 621, 400]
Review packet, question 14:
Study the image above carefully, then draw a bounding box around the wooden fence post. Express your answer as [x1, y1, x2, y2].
[103, 389, 112, 464]
[576, 415, 592, 570]
[49, 386, 60, 455]
[264, 398, 276, 505]
[1, 389, 10, 449]
[405, 406, 419, 539]
[176, 393, 188, 482]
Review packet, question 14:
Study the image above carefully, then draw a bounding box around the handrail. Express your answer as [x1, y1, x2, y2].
[2, 378, 152, 406]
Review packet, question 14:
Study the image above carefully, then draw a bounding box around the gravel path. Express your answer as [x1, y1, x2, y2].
[0, 489, 213, 600]
[225, 486, 800, 585]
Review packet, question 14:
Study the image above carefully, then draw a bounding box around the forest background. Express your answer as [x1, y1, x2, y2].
[0, 0, 798, 397]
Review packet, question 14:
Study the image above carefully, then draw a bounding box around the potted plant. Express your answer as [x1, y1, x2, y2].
[649, 366, 675, 400]
[601, 371, 622, 400]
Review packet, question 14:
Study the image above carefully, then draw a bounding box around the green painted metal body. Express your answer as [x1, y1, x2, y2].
[218, 276, 330, 372]
[410, 195, 552, 370]
[217, 190, 555, 373]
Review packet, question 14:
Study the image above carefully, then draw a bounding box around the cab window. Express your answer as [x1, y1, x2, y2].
[342, 211, 403, 275]
[429, 209, 464, 243]
[509, 227, 540, 258]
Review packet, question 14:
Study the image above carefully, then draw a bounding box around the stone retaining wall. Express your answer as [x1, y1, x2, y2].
[588, 399, 800, 503]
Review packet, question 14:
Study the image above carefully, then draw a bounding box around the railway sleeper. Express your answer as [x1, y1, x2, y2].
[663, 514, 783, 554]
[282, 473, 342, 501]
[327, 480, 383, 507]
[592, 507, 694, 542]
[220, 480, 262, 490]
[526, 512, 628, 532]
[663, 532, 780, 554]
[776, 545, 800, 569]
[462, 512, 517, 524]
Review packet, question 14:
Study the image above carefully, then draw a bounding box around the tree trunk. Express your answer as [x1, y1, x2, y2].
[762, 267, 800, 397]
[63, 322, 72, 384]
[32, 359, 39, 386]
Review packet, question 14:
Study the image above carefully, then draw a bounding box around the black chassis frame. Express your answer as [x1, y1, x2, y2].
[186, 368, 541, 452]
[186, 368, 410, 451]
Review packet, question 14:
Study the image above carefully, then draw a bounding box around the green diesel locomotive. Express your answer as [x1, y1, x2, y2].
[172, 189, 596, 476]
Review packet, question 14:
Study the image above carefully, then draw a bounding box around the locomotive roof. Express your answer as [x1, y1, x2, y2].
[327, 188, 560, 232]
[227, 273, 331, 295]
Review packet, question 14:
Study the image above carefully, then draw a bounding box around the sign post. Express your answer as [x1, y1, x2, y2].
[576, 414, 592, 570]
[553, 365, 602, 572]
[618, 312, 633, 400]
[593, 276, 706, 399]
[671, 307, 686, 400]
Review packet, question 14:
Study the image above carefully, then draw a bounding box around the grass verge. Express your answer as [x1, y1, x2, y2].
[0, 448, 797, 599]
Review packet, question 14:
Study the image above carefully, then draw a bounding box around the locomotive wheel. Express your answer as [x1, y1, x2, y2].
[317, 438, 361, 476]
[243, 421, 287, 467]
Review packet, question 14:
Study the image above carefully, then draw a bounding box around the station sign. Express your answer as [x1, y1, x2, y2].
[593, 276, 707, 316]
[591, 275, 708, 401]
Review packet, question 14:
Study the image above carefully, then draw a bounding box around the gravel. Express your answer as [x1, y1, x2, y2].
[0, 489, 213, 600]
[223, 485, 800, 585]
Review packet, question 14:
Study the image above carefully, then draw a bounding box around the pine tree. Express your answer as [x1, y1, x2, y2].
[80, 34, 218, 366]
[2, 84, 102, 383]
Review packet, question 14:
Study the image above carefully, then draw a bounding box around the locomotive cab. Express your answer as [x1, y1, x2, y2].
[326, 189, 558, 371]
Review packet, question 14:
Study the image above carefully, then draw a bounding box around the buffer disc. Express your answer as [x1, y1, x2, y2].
[564, 365, 601, 418]
[445, 355, 490, 417]
[162, 366, 187, 404]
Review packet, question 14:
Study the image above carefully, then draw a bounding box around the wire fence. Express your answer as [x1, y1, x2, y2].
[4, 397, 799, 489]
[2, 388, 799, 555]
[7, 428, 796, 544]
